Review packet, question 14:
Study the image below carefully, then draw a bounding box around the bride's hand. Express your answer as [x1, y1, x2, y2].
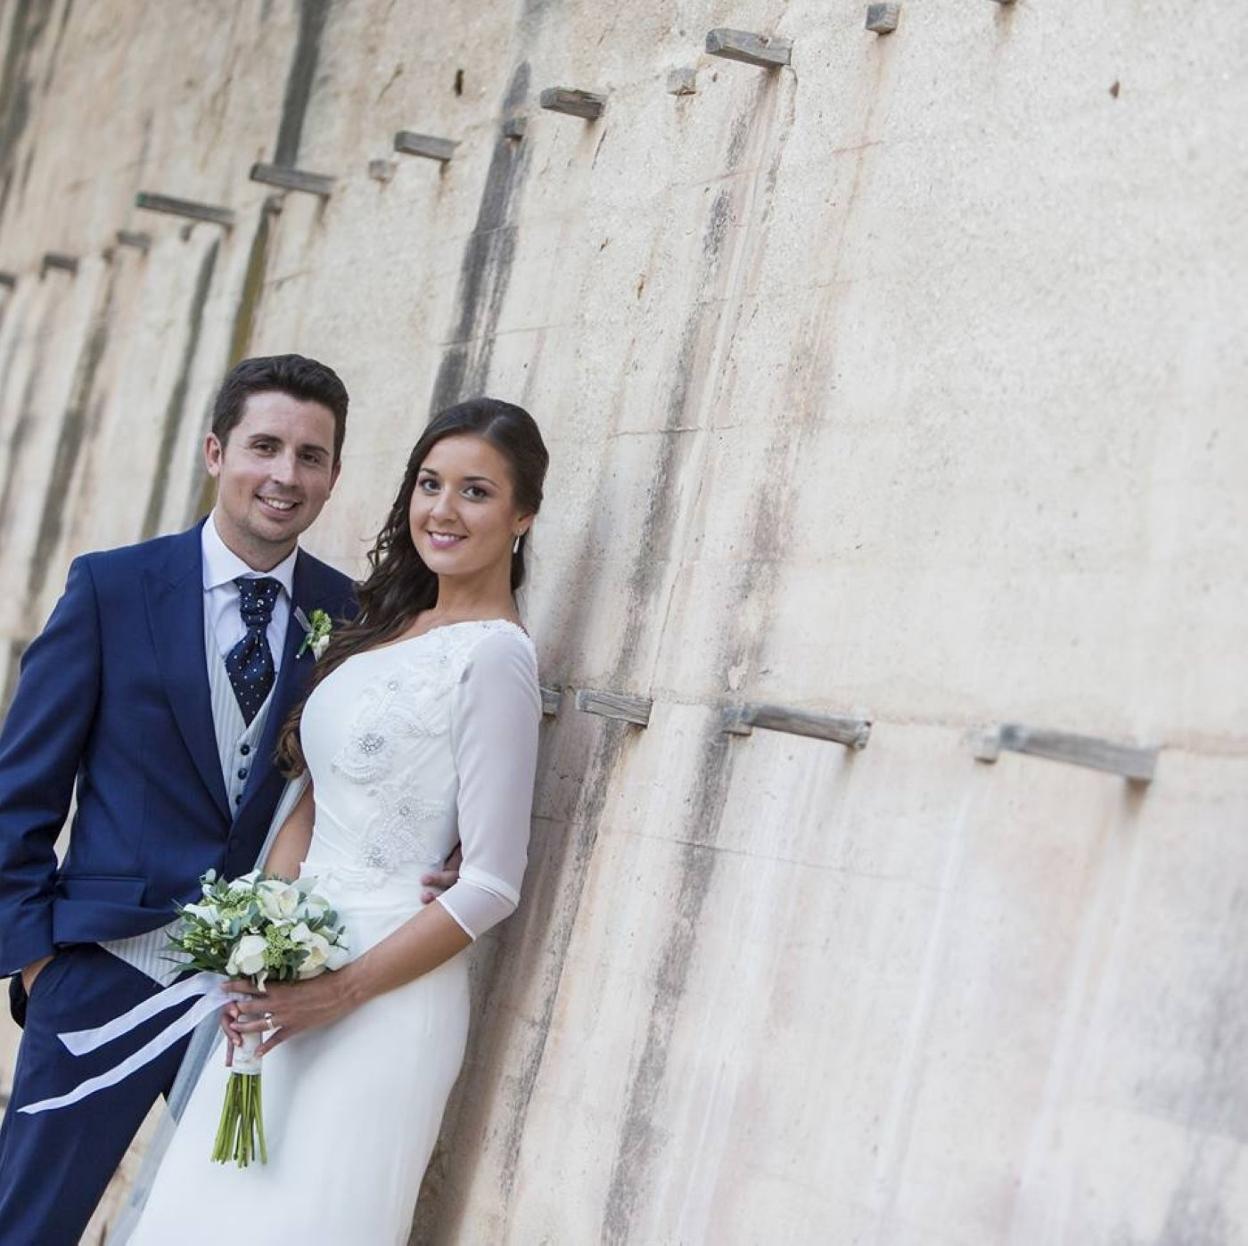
[219, 1002, 243, 1066]
[230, 972, 358, 1056]
[420, 841, 462, 904]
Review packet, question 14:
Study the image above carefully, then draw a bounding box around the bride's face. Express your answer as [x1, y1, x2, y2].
[409, 433, 530, 581]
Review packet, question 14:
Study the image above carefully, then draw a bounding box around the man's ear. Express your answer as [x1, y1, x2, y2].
[204, 433, 223, 478]
[328, 460, 343, 492]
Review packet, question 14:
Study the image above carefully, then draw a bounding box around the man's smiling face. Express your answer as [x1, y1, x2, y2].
[204, 390, 340, 569]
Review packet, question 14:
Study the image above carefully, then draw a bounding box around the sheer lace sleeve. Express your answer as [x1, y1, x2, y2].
[436, 627, 541, 939]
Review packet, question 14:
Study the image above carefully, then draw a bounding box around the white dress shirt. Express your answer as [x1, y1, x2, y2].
[201, 512, 297, 672]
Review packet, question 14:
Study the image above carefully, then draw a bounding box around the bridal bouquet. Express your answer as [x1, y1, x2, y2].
[168, 869, 350, 1166]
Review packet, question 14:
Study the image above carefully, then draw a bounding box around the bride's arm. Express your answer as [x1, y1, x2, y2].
[260, 782, 316, 879]
[233, 631, 541, 1054]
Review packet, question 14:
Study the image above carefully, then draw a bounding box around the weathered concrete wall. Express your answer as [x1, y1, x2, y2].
[1, 1, 1245, 1242]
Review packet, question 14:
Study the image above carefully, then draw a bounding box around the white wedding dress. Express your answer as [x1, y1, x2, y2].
[129, 620, 540, 1244]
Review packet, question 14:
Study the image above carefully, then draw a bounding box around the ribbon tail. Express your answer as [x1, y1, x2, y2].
[59, 971, 222, 1056]
[18, 988, 228, 1115]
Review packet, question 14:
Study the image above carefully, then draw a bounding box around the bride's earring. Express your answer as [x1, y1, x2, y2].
[512, 533, 521, 555]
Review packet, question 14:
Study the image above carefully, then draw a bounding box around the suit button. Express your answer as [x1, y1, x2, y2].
[240, 744, 251, 756]
[238, 768, 248, 781]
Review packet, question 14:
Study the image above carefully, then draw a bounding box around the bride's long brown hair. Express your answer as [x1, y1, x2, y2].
[276, 397, 548, 775]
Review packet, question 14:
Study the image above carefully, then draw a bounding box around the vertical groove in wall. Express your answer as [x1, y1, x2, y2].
[0, 301, 53, 546]
[141, 239, 219, 539]
[37, 0, 72, 94]
[188, 207, 274, 523]
[594, 86, 794, 1246]
[24, 267, 115, 607]
[272, 0, 330, 166]
[0, 0, 52, 225]
[428, 62, 532, 414]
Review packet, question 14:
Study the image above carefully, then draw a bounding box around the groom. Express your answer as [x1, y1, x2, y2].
[0, 355, 450, 1244]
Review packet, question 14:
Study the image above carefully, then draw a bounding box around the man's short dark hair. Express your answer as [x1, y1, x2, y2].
[211, 354, 349, 463]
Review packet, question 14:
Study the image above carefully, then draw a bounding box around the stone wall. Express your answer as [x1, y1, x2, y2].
[0, 1, 1245, 1241]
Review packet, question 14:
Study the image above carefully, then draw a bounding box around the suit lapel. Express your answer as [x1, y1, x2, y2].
[235, 549, 318, 820]
[144, 524, 231, 822]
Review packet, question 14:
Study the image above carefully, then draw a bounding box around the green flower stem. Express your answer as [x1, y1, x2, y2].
[211, 1071, 267, 1167]
[254, 1074, 268, 1164]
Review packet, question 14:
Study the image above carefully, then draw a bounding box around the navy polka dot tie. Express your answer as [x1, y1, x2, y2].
[226, 576, 281, 725]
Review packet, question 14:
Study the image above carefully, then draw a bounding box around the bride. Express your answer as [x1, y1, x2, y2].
[129, 397, 549, 1243]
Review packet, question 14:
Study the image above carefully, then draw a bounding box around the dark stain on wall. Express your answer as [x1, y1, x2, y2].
[188, 206, 274, 523]
[0, 0, 52, 224]
[25, 268, 115, 605]
[416, 78, 790, 1245]
[428, 62, 532, 414]
[0, 638, 29, 718]
[598, 80, 804, 1246]
[0, 298, 54, 546]
[38, 0, 72, 93]
[601, 734, 737, 1245]
[273, 0, 330, 166]
[141, 239, 219, 538]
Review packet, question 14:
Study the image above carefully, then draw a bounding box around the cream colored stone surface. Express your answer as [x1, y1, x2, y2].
[0, 1, 1245, 1242]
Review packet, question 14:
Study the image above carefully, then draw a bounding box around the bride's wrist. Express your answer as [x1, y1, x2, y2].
[338, 957, 377, 1009]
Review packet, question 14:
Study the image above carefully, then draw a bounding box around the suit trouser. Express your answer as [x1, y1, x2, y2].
[0, 945, 192, 1246]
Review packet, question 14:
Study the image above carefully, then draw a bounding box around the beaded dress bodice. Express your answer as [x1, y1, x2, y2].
[298, 620, 539, 906]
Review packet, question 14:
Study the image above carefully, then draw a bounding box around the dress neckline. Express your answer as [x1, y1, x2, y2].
[364, 617, 531, 658]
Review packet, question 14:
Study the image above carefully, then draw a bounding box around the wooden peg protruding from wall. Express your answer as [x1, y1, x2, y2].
[539, 88, 607, 120]
[971, 723, 1158, 782]
[41, 253, 79, 277]
[249, 164, 335, 198]
[540, 686, 562, 718]
[705, 29, 792, 69]
[116, 230, 152, 254]
[866, 4, 901, 34]
[723, 703, 871, 750]
[135, 192, 236, 228]
[393, 131, 458, 163]
[368, 159, 396, 182]
[575, 689, 652, 727]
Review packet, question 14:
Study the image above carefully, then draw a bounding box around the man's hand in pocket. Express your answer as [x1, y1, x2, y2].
[20, 954, 52, 996]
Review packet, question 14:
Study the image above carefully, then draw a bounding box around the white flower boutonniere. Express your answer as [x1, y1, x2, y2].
[295, 607, 333, 660]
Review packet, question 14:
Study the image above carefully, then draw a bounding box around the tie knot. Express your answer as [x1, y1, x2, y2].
[235, 576, 281, 629]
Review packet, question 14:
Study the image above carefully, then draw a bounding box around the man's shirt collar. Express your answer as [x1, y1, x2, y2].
[201, 512, 297, 597]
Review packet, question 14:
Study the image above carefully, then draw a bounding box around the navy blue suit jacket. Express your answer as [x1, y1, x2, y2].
[0, 522, 356, 977]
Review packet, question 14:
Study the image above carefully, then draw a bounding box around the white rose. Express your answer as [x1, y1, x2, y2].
[226, 934, 267, 978]
[256, 880, 300, 922]
[311, 635, 330, 660]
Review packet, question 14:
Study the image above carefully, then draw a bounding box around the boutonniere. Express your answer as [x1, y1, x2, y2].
[295, 607, 333, 660]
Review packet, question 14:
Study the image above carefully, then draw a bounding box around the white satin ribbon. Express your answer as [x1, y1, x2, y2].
[18, 970, 239, 1115]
